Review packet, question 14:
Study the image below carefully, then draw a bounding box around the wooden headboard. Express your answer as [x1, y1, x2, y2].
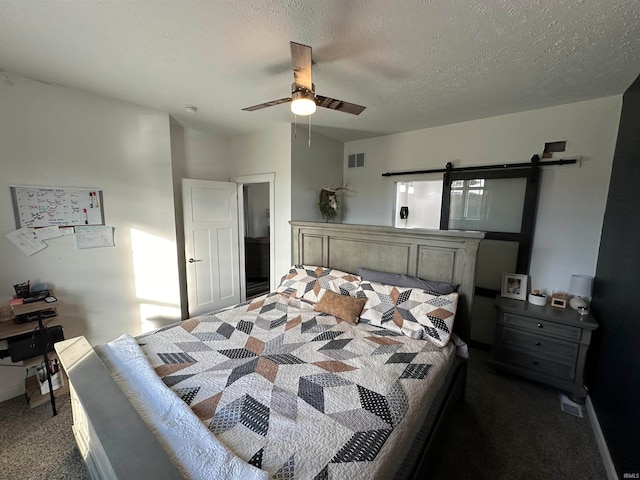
[290, 221, 484, 342]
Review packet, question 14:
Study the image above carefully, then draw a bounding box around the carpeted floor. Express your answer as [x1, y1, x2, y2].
[431, 348, 607, 480]
[0, 394, 89, 480]
[0, 348, 606, 479]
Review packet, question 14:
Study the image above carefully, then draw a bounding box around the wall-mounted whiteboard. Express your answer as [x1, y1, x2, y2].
[11, 185, 104, 228]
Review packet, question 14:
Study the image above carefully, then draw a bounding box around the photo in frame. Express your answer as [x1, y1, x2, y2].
[501, 273, 528, 301]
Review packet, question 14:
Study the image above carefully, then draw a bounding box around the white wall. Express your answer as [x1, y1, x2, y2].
[228, 124, 292, 280]
[344, 96, 622, 295]
[183, 128, 231, 181]
[291, 129, 344, 222]
[0, 74, 179, 400]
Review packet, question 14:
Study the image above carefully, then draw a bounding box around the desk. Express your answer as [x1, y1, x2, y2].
[0, 297, 66, 414]
[0, 310, 57, 338]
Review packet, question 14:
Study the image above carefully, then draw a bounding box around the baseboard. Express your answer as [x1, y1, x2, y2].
[0, 380, 24, 403]
[586, 395, 618, 480]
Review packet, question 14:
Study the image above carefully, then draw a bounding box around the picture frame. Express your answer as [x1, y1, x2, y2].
[501, 273, 528, 301]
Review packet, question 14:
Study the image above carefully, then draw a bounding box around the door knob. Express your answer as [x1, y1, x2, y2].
[188, 258, 202, 263]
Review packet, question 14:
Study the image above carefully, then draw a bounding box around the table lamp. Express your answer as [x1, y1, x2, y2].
[569, 275, 593, 315]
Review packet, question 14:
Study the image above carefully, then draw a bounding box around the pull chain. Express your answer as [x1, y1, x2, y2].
[292, 113, 312, 147]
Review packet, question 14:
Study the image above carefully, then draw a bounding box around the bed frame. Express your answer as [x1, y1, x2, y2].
[56, 222, 483, 479]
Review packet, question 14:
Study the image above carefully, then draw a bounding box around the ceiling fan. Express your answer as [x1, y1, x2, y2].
[242, 41, 366, 116]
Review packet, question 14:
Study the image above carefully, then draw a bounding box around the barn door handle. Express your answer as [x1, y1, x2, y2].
[188, 258, 202, 263]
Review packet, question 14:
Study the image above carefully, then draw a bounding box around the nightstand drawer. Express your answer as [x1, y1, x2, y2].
[501, 327, 579, 362]
[499, 346, 576, 381]
[502, 313, 581, 341]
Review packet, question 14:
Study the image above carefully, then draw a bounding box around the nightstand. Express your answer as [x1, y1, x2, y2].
[490, 295, 598, 403]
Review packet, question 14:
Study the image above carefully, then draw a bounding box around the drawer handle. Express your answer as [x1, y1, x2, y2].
[535, 341, 541, 346]
[537, 323, 543, 328]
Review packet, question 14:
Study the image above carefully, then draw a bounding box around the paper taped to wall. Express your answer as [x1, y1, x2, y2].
[75, 225, 115, 249]
[5, 228, 48, 255]
[34, 225, 62, 240]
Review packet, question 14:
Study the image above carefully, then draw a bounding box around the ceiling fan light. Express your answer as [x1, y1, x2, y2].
[291, 97, 316, 116]
[291, 88, 317, 116]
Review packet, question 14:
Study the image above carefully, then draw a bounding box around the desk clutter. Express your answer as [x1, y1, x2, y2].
[35, 358, 64, 395]
[1, 280, 67, 412]
[4, 280, 58, 324]
[1, 280, 63, 359]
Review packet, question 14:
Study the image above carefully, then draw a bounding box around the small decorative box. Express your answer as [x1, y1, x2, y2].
[551, 293, 568, 309]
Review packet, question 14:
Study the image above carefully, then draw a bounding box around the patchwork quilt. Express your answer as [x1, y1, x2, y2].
[136, 292, 455, 479]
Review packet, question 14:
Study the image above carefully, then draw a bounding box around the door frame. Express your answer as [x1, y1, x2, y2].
[231, 173, 276, 301]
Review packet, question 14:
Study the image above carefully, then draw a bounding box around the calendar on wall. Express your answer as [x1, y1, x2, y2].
[11, 185, 105, 228]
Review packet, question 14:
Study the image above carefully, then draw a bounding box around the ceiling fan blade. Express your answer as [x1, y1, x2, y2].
[242, 97, 292, 112]
[290, 41, 312, 91]
[316, 95, 366, 115]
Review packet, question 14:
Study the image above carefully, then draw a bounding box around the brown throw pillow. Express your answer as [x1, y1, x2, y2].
[314, 290, 366, 324]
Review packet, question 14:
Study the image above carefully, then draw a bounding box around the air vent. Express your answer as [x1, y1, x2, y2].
[560, 394, 583, 418]
[347, 152, 365, 169]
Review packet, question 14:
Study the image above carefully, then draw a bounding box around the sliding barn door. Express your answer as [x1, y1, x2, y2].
[441, 166, 540, 344]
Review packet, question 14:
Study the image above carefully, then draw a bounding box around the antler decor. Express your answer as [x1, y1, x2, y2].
[318, 183, 349, 222]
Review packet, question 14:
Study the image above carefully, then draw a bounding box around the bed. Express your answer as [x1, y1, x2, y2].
[55, 221, 484, 479]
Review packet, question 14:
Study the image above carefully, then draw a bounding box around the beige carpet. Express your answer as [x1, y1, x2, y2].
[0, 394, 89, 480]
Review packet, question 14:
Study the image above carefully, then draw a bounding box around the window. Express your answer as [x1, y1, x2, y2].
[394, 180, 443, 229]
[450, 179, 486, 221]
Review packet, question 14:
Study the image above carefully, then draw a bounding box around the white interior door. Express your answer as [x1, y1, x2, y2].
[183, 179, 240, 317]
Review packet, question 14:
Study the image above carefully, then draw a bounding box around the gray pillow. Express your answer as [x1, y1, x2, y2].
[355, 267, 459, 295]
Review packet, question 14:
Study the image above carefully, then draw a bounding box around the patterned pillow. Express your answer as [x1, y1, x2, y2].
[356, 280, 458, 347]
[276, 265, 361, 303]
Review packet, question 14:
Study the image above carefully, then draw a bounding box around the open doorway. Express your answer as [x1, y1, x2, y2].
[232, 173, 275, 302]
[243, 182, 270, 299]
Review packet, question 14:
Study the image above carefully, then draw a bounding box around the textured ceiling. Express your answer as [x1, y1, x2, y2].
[1, 1, 639, 142]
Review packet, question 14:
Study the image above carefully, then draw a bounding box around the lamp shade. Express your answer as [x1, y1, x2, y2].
[569, 275, 593, 298]
[291, 98, 316, 115]
[290, 89, 316, 116]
